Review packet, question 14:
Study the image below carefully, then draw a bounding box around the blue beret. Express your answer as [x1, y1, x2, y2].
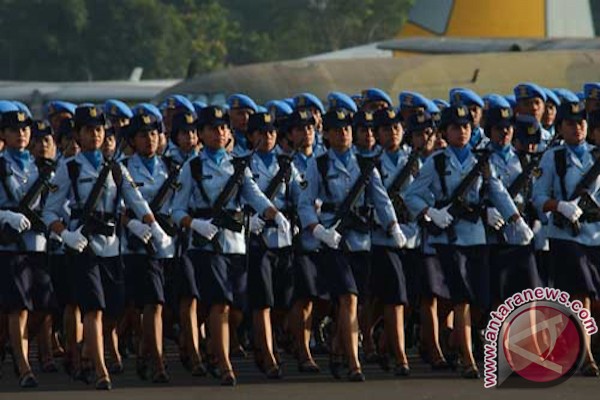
[294, 93, 325, 114]
[265, 100, 293, 118]
[361, 88, 393, 107]
[449, 88, 484, 108]
[31, 119, 53, 138]
[161, 94, 194, 113]
[514, 83, 547, 101]
[12, 101, 32, 118]
[399, 91, 429, 109]
[425, 99, 440, 114]
[483, 94, 511, 110]
[542, 89, 561, 106]
[256, 105, 268, 113]
[132, 103, 163, 122]
[327, 91, 358, 113]
[504, 95, 517, 108]
[282, 98, 295, 109]
[227, 93, 258, 112]
[0, 100, 19, 114]
[44, 100, 76, 118]
[192, 101, 207, 115]
[104, 99, 133, 119]
[583, 83, 600, 100]
[552, 88, 578, 103]
[432, 99, 450, 110]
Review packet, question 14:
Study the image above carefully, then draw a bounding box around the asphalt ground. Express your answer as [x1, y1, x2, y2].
[0, 345, 598, 400]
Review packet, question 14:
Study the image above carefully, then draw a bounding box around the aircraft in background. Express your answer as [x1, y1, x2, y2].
[156, 0, 600, 105]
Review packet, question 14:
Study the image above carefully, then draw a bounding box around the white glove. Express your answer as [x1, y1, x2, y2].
[61, 227, 88, 252]
[0, 210, 31, 233]
[512, 217, 534, 244]
[293, 225, 300, 236]
[313, 224, 342, 249]
[314, 198, 323, 215]
[127, 219, 152, 243]
[274, 212, 290, 234]
[486, 207, 505, 231]
[425, 206, 453, 229]
[150, 221, 171, 248]
[190, 218, 219, 240]
[390, 224, 407, 248]
[557, 200, 583, 223]
[249, 214, 265, 235]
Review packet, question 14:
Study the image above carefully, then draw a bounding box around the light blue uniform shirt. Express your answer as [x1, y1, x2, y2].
[532, 143, 600, 246]
[43, 152, 152, 258]
[297, 149, 397, 252]
[121, 154, 176, 258]
[0, 151, 47, 252]
[404, 147, 519, 247]
[371, 148, 419, 249]
[172, 151, 274, 254]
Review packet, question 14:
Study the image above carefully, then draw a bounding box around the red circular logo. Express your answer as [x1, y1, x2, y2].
[502, 305, 581, 382]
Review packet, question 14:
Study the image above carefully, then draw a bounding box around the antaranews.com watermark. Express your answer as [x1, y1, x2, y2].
[484, 287, 598, 388]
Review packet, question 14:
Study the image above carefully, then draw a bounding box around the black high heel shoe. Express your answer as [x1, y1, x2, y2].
[581, 360, 600, 377]
[220, 369, 237, 386]
[329, 353, 344, 379]
[462, 364, 480, 379]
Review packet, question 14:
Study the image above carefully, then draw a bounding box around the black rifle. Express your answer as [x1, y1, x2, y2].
[192, 154, 253, 252]
[326, 150, 383, 242]
[71, 160, 118, 254]
[17, 158, 56, 233]
[553, 155, 600, 236]
[127, 159, 182, 255]
[386, 150, 420, 224]
[427, 150, 492, 243]
[264, 154, 294, 200]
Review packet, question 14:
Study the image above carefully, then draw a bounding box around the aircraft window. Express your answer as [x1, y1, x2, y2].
[408, 0, 453, 35]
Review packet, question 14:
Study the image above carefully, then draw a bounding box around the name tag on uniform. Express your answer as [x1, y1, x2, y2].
[202, 175, 213, 180]
[326, 174, 340, 179]
[253, 174, 260, 180]
[135, 182, 144, 187]
[79, 178, 94, 183]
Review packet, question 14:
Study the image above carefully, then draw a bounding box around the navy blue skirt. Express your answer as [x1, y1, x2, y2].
[293, 251, 330, 301]
[434, 245, 490, 310]
[1, 252, 56, 312]
[320, 249, 371, 303]
[247, 240, 294, 310]
[70, 253, 125, 318]
[419, 252, 451, 300]
[187, 250, 247, 309]
[123, 254, 166, 308]
[550, 239, 600, 300]
[370, 246, 408, 306]
[489, 244, 541, 302]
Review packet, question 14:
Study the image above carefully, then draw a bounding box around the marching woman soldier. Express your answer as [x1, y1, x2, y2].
[449, 88, 487, 150]
[402, 110, 452, 370]
[298, 108, 405, 382]
[284, 110, 326, 373]
[532, 100, 600, 376]
[171, 106, 290, 386]
[246, 112, 303, 378]
[163, 111, 200, 164]
[121, 111, 180, 383]
[404, 105, 533, 379]
[484, 107, 542, 304]
[43, 105, 171, 390]
[369, 108, 417, 376]
[0, 111, 56, 388]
